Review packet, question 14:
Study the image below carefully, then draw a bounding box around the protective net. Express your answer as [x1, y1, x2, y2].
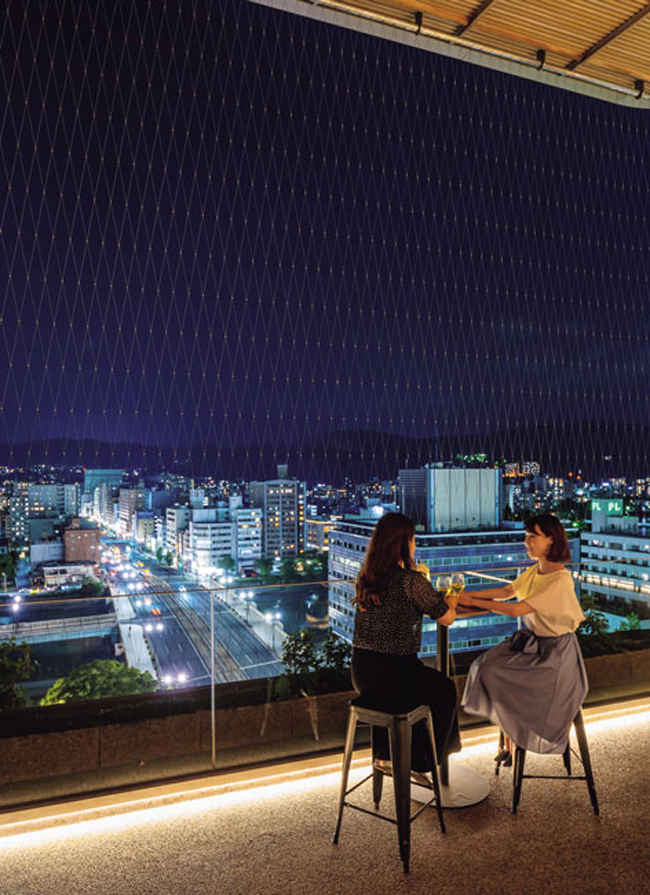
[2, 0, 650, 483]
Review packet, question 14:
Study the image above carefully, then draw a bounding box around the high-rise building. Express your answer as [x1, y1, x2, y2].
[134, 511, 156, 547]
[166, 505, 191, 558]
[8, 485, 29, 546]
[28, 483, 79, 518]
[250, 469, 306, 558]
[83, 469, 124, 495]
[188, 506, 262, 573]
[233, 506, 263, 570]
[93, 481, 119, 527]
[118, 488, 147, 537]
[189, 509, 235, 573]
[398, 465, 502, 533]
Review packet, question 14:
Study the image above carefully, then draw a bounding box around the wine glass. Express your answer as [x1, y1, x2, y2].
[435, 575, 452, 598]
[450, 572, 465, 597]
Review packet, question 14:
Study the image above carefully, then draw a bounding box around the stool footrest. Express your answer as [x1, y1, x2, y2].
[343, 794, 441, 826]
[521, 774, 588, 781]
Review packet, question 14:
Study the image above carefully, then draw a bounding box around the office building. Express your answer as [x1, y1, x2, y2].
[189, 509, 235, 573]
[188, 506, 262, 573]
[398, 465, 502, 533]
[579, 510, 650, 624]
[83, 469, 124, 496]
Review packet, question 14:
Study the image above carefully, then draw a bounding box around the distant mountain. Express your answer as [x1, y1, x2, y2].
[1, 421, 648, 482]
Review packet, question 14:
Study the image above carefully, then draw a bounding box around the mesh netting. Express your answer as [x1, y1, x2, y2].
[2, 0, 650, 483]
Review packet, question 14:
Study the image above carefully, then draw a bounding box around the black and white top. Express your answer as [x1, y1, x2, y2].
[353, 567, 449, 656]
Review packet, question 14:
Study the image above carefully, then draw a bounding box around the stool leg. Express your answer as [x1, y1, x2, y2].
[495, 728, 505, 777]
[512, 747, 526, 814]
[390, 716, 412, 873]
[562, 739, 572, 777]
[333, 711, 358, 844]
[371, 725, 384, 810]
[425, 711, 446, 835]
[574, 710, 599, 816]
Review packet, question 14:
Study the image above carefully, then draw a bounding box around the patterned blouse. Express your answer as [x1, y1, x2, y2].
[353, 567, 449, 656]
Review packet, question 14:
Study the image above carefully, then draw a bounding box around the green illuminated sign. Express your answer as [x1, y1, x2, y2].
[591, 499, 623, 516]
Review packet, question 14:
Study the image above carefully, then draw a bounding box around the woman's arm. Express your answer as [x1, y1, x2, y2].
[464, 593, 532, 618]
[435, 593, 458, 627]
[406, 571, 457, 626]
[457, 583, 514, 605]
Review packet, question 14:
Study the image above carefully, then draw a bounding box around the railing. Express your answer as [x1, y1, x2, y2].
[1, 555, 648, 808]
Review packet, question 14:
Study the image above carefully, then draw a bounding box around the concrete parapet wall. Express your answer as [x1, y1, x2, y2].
[0, 649, 648, 808]
[0, 691, 355, 796]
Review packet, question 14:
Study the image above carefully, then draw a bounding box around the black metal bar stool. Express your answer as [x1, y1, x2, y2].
[333, 695, 446, 873]
[497, 708, 599, 815]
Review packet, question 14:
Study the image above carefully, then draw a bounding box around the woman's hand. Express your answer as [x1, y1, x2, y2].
[445, 593, 459, 610]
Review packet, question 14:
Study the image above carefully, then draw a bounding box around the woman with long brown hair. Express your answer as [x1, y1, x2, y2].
[352, 512, 461, 778]
[460, 514, 587, 765]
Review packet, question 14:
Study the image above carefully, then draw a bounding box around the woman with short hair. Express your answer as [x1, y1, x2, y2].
[352, 512, 461, 779]
[460, 514, 587, 763]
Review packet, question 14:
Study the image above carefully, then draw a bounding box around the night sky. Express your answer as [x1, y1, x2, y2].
[2, 0, 650, 480]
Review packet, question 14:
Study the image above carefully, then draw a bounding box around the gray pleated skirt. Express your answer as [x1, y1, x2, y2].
[461, 627, 588, 754]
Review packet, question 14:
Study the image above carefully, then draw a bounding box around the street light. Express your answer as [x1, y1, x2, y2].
[264, 611, 282, 651]
[244, 591, 254, 624]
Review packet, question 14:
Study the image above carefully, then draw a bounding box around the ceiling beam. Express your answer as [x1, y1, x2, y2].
[457, 0, 502, 38]
[567, 2, 650, 71]
[248, 0, 650, 108]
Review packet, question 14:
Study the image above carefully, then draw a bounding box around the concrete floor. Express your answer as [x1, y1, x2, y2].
[1, 706, 649, 895]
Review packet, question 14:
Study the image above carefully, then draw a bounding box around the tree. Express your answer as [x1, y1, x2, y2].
[0, 552, 16, 587]
[218, 555, 236, 574]
[619, 612, 641, 631]
[281, 629, 321, 677]
[0, 639, 39, 711]
[164, 552, 174, 566]
[41, 659, 157, 705]
[81, 575, 105, 596]
[156, 547, 164, 562]
[279, 555, 297, 582]
[301, 550, 326, 580]
[577, 596, 613, 657]
[320, 630, 352, 674]
[254, 557, 273, 580]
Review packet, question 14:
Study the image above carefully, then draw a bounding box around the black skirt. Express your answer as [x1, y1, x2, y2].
[351, 647, 461, 771]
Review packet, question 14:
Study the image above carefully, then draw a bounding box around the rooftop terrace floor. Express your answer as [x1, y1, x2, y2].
[1, 699, 648, 895]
